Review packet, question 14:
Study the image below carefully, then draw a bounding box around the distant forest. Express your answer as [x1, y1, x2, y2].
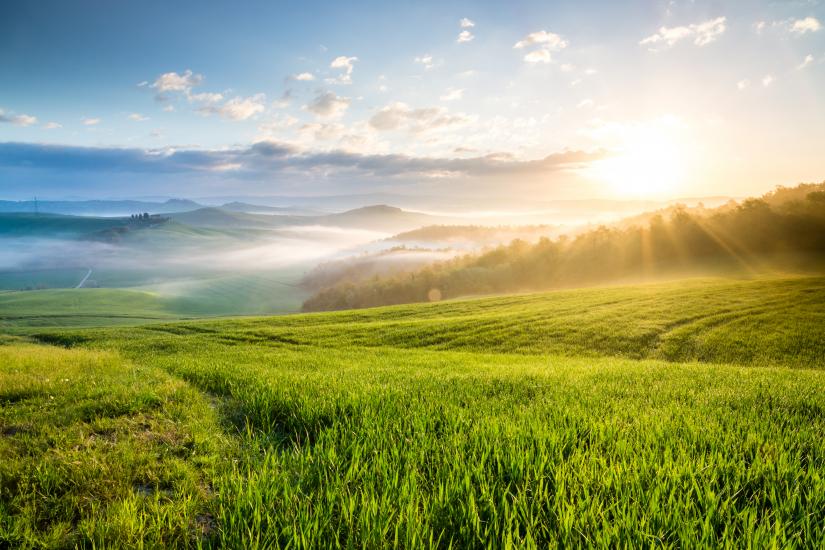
[303, 183, 825, 311]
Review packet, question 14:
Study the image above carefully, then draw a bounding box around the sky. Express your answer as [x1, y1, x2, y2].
[1, 0, 824, 202]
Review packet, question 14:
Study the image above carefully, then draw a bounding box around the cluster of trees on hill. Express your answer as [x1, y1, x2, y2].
[302, 183, 825, 311]
[129, 213, 169, 224]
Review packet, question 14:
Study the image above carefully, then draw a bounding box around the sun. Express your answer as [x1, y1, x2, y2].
[588, 125, 688, 198]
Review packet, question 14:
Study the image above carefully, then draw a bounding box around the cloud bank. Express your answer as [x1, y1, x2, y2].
[0, 141, 606, 197]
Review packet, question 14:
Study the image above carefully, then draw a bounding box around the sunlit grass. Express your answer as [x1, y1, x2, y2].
[1, 275, 824, 547]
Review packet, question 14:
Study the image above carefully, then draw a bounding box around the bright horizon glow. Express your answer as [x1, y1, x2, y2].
[587, 124, 689, 198]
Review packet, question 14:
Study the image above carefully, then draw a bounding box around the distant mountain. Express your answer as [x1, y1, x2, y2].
[168, 204, 454, 233]
[0, 199, 203, 217]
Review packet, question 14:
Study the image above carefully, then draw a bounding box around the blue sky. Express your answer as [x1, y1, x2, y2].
[1, 0, 823, 201]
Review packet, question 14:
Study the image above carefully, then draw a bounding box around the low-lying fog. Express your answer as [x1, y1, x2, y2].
[0, 225, 392, 285]
[0, 195, 735, 313]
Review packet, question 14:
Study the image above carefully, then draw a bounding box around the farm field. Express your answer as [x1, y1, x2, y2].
[1, 275, 824, 547]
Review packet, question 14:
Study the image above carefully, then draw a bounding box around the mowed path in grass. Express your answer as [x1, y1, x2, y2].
[2, 275, 825, 547]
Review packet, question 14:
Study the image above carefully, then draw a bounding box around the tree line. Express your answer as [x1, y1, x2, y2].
[302, 183, 825, 311]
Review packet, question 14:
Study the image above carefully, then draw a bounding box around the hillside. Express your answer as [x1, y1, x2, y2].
[1, 275, 824, 547]
[304, 183, 825, 311]
[66, 275, 825, 368]
[0, 289, 187, 329]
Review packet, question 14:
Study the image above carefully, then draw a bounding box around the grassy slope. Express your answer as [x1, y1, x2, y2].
[1, 275, 825, 547]
[82, 275, 825, 368]
[0, 289, 188, 329]
[0, 268, 310, 329]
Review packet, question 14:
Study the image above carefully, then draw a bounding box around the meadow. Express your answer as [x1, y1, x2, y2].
[1, 275, 824, 547]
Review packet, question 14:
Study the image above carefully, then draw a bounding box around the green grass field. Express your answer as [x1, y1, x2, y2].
[0, 268, 310, 330]
[1, 276, 824, 547]
[0, 289, 188, 329]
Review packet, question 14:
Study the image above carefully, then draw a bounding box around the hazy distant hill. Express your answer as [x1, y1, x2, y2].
[316, 205, 453, 232]
[169, 204, 454, 233]
[0, 198, 202, 217]
[219, 202, 321, 216]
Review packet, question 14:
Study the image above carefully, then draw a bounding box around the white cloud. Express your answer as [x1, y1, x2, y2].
[200, 93, 266, 120]
[737, 79, 750, 91]
[576, 99, 594, 109]
[294, 72, 315, 81]
[44, 121, 62, 129]
[82, 117, 101, 126]
[640, 16, 726, 50]
[149, 71, 264, 121]
[414, 54, 435, 69]
[369, 102, 472, 133]
[457, 30, 474, 43]
[189, 91, 224, 104]
[460, 18, 475, 28]
[560, 63, 575, 72]
[440, 88, 464, 101]
[17, 116, 38, 127]
[128, 113, 149, 122]
[151, 70, 203, 94]
[0, 110, 38, 126]
[762, 75, 774, 87]
[797, 54, 815, 70]
[514, 30, 568, 50]
[305, 91, 351, 118]
[146, 70, 236, 112]
[328, 56, 358, 84]
[756, 17, 821, 36]
[524, 49, 553, 63]
[790, 16, 822, 35]
[513, 30, 568, 63]
[219, 94, 266, 120]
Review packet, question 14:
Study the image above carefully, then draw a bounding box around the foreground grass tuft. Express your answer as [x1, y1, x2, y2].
[0, 345, 231, 548]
